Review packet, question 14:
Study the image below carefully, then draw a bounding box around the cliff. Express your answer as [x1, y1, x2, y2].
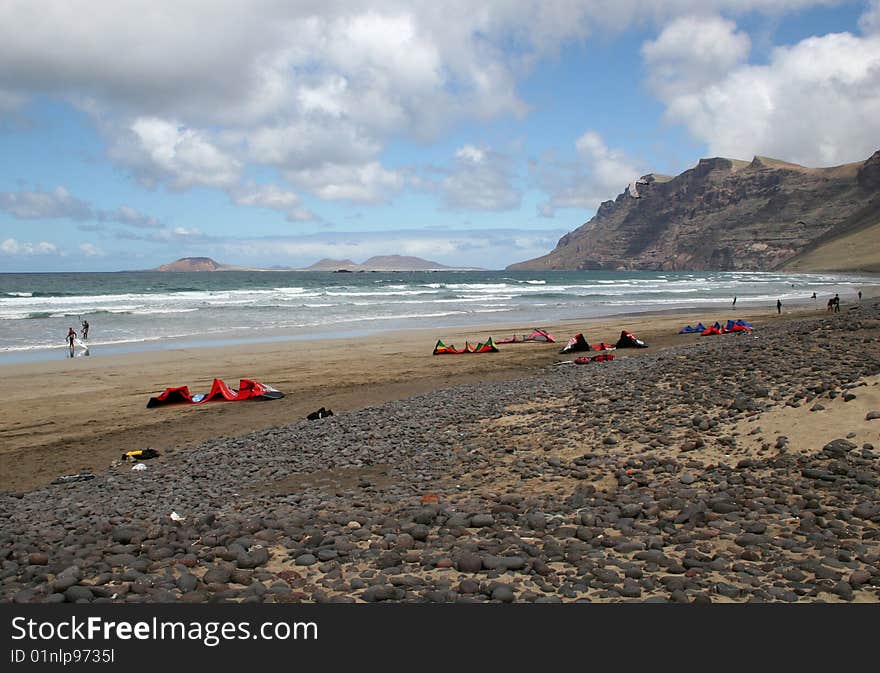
[509, 150, 880, 272]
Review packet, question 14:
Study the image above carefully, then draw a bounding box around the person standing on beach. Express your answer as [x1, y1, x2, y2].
[858, 290, 862, 301]
[732, 296, 737, 307]
[776, 299, 782, 315]
[67, 327, 77, 357]
[834, 293, 840, 313]
[81, 319, 89, 341]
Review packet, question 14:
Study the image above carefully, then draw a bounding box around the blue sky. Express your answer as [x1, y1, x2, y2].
[1, 1, 879, 271]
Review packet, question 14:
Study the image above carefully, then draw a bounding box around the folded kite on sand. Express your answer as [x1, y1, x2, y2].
[681, 320, 752, 335]
[574, 352, 615, 364]
[433, 338, 499, 354]
[496, 329, 555, 344]
[615, 330, 648, 348]
[559, 333, 591, 354]
[147, 378, 284, 408]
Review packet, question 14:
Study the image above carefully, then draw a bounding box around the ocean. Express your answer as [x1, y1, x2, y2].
[0, 269, 872, 363]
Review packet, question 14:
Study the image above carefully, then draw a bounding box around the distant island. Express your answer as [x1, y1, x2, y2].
[154, 257, 254, 272]
[302, 255, 482, 271]
[154, 255, 484, 272]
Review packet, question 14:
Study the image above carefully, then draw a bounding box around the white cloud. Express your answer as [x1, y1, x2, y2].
[456, 145, 487, 163]
[0, 186, 165, 230]
[243, 121, 380, 169]
[229, 183, 314, 222]
[79, 242, 104, 257]
[535, 131, 644, 216]
[1, 238, 58, 255]
[0, 186, 92, 220]
[642, 16, 751, 98]
[114, 225, 210, 244]
[169, 226, 205, 240]
[645, 18, 880, 165]
[861, 0, 880, 34]
[0, 1, 859, 201]
[284, 162, 404, 203]
[108, 116, 242, 189]
[104, 205, 163, 229]
[438, 145, 520, 211]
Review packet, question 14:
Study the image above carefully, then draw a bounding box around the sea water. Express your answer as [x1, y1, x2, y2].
[0, 269, 872, 363]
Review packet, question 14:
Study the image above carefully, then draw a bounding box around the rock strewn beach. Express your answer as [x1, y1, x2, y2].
[1, 303, 879, 603]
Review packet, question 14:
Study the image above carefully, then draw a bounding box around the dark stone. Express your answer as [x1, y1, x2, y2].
[12, 589, 35, 604]
[64, 586, 94, 602]
[111, 527, 142, 544]
[177, 573, 199, 593]
[469, 514, 495, 528]
[410, 524, 430, 541]
[499, 556, 526, 571]
[491, 585, 515, 602]
[832, 580, 854, 601]
[849, 570, 871, 586]
[526, 512, 546, 531]
[203, 566, 232, 584]
[456, 553, 483, 573]
[620, 581, 642, 598]
[375, 552, 402, 569]
[238, 547, 270, 569]
[459, 579, 480, 594]
[822, 439, 857, 458]
[714, 582, 741, 599]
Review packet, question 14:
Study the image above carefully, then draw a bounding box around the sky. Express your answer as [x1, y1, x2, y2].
[1, 0, 879, 272]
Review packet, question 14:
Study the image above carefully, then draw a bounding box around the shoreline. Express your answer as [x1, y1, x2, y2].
[3, 288, 875, 366]
[2, 270, 877, 366]
[0, 299, 865, 492]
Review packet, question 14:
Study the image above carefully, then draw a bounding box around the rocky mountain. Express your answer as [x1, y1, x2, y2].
[302, 258, 361, 271]
[359, 255, 453, 271]
[155, 257, 231, 271]
[509, 150, 880, 272]
[154, 255, 484, 272]
[301, 255, 482, 271]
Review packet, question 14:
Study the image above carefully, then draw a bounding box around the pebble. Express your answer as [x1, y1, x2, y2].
[491, 584, 515, 602]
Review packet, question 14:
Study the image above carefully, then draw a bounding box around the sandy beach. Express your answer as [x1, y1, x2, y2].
[0, 302, 842, 491]
[1, 299, 878, 605]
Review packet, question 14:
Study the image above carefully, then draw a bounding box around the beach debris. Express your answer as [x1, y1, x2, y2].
[131, 463, 147, 472]
[121, 448, 160, 461]
[170, 511, 186, 522]
[307, 407, 334, 420]
[50, 472, 95, 485]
